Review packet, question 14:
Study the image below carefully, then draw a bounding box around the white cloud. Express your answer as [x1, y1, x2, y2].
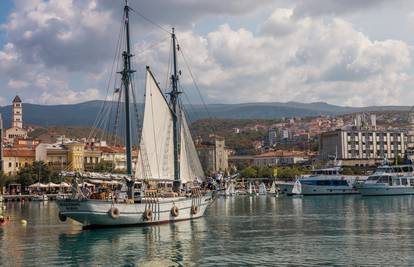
[37, 88, 102, 105]
[0, 0, 413, 107]
[158, 10, 412, 106]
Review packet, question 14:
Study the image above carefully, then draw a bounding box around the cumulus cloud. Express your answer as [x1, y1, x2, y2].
[37, 88, 102, 104]
[292, 0, 405, 17]
[151, 9, 411, 106]
[0, 0, 413, 107]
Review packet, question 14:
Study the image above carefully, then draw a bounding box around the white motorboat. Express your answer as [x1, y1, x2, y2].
[356, 165, 414, 196]
[276, 167, 366, 195]
[57, 1, 214, 228]
[32, 195, 48, 201]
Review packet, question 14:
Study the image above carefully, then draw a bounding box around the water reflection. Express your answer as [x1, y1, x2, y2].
[2, 196, 414, 265]
[55, 214, 207, 266]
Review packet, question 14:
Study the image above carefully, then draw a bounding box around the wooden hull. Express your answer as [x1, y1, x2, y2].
[57, 192, 213, 228]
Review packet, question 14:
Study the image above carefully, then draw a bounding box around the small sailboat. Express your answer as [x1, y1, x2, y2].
[269, 182, 276, 195]
[57, 1, 214, 228]
[291, 179, 302, 196]
[230, 183, 236, 195]
[222, 182, 235, 197]
[248, 182, 253, 195]
[258, 182, 267, 195]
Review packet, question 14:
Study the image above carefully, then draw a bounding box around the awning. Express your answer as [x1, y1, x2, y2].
[59, 182, 71, 187]
[46, 182, 60, 187]
[29, 182, 47, 188]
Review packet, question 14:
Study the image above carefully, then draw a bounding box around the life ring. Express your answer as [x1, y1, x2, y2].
[171, 206, 179, 217]
[108, 207, 120, 219]
[58, 212, 67, 222]
[191, 204, 198, 215]
[143, 208, 153, 221]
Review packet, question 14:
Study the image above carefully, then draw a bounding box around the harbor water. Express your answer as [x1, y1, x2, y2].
[2, 195, 414, 266]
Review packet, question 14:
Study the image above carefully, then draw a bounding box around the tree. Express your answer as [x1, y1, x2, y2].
[258, 167, 273, 178]
[93, 161, 114, 173]
[16, 167, 34, 187]
[16, 161, 52, 186]
[240, 167, 258, 178]
[274, 167, 302, 180]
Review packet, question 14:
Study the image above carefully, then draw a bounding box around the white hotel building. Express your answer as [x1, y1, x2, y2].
[320, 129, 408, 166]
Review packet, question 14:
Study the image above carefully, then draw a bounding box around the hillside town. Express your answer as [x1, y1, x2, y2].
[1, 95, 414, 189]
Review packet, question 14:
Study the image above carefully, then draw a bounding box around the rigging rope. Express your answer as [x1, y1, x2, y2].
[176, 38, 217, 134]
[129, 7, 171, 34]
[89, 13, 126, 141]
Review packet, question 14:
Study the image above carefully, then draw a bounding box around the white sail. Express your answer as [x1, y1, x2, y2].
[179, 110, 204, 183]
[135, 70, 174, 180]
[269, 182, 276, 194]
[292, 179, 302, 195]
[248, 183, 252, 194]
[259, 182, 267, 195]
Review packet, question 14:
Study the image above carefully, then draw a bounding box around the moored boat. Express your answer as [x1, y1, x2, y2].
[57, 1, 215, 228]
[276, 167, 366, 195]
[356, 165, 414, 196]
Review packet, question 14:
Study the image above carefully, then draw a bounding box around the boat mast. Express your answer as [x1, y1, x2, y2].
[170, 28, 181, 192]
[121, 0, 134, 176]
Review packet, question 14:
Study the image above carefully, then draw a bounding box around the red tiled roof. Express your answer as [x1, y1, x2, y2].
[3, 148, 35, 158]
[255, 150, 309, 158]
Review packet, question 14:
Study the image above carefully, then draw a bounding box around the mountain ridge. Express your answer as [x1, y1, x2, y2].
[0, 100, 410, 127]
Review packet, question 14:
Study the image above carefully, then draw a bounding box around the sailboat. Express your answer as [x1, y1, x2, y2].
[269, 181, 276, 195]
[258, 182, 267, 195]
[248, 182, 253, 195]
[291, 179, 302, 195]
[57, 1, 214, 228]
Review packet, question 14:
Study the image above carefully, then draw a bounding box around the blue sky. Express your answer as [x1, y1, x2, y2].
[1, 0, 414, 107]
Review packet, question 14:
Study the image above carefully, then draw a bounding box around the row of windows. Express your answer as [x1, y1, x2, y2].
[8, 162, 28, 168]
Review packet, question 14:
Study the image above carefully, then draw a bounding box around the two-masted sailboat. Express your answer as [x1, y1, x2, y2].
[57, 1, 214, 228]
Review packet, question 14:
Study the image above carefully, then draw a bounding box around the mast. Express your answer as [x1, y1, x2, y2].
[170, 28, 181, 192]
[121, 0, 134, 176]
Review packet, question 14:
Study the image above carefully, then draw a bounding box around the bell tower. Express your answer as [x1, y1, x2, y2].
[12, 95, 23, 129]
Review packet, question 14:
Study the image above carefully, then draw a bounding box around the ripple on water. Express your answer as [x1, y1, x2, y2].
[2, 196, 414, 265]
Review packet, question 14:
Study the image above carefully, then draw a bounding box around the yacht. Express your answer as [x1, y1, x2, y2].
[356, 165, 414, 196]
[277, 167, 366, 195]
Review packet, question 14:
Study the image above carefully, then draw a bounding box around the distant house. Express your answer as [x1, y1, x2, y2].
[253, 150, 310, 167]
[3, 148, 36, 176]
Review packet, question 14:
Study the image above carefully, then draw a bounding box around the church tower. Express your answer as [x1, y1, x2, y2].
[12, 95, 23, 129]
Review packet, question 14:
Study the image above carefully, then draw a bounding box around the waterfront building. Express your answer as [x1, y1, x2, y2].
[196, 136, 229, 174]
[83, 146, 102, 172]
[319, 129, 408, 166]
[3, 148, 36, 176]
[4, 96, 28, 143]
[253, 150, 310, 167]
[36, 141, 84, 172]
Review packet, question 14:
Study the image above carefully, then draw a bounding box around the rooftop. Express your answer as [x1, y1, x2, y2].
[255, 150, 311, 158]
[13, 95, 22, 103]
